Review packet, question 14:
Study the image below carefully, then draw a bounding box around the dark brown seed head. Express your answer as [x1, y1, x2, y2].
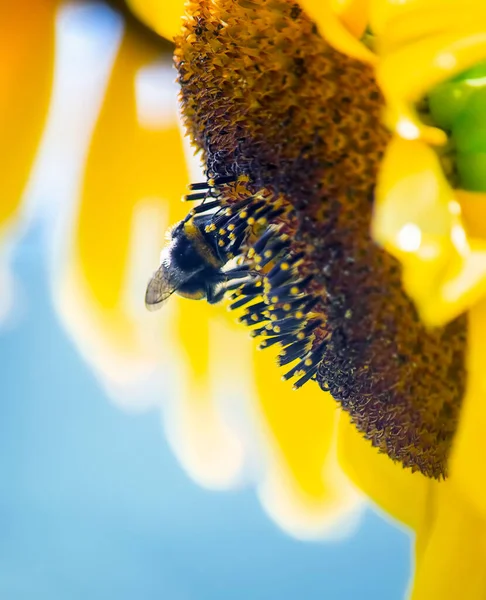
[174, 0, 467, 478]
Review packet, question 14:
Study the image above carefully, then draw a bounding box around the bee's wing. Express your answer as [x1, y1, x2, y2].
[145, 263, 191, 311]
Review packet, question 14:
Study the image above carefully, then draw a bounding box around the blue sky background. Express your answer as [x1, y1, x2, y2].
[0, 232, 411, 600]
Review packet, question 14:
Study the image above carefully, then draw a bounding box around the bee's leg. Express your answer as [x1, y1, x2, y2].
[206, 284, 227, 304]
[212, 242, 226, 264]
[206, 267, 261, 303]
[221, 266, 257, 281]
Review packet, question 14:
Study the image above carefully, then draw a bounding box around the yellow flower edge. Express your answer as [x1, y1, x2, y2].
[57, 29, 189, 384]
[373, 136, 486, 328]
[126, 0, 186, 40]
[253, 344, 364, 539]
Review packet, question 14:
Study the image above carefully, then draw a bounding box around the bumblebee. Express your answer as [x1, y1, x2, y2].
[145, 213, 254, 310]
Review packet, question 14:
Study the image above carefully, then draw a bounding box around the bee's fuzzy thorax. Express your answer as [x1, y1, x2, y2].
[174, 0, 467, 479]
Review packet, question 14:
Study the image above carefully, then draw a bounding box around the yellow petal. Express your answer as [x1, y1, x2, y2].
[373, 136, 486, 326]
[458, 189, 486, 239]
[373, 3, 486, 55]
[369, 0, 419, 35]
[435, 237, 486, 324]
[126, 0, 185, 41]
[337, 410, 431, 531]
[58, 30, 189, 385]
[410, 482, 486, 599]
[369, 0, 482, 36]
[373, 137, 459, 313]
[0, 0, 56, 228]
[165, 307, 247, 489]
[77, 35, 182, 310]
[298, 0, 377, 65]
[450, 299, 486, 519]
[253, 345, 362, 539]
[376, 26, 486, 144]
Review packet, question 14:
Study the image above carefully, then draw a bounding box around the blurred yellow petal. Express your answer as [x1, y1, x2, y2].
[410, 482, 486, 599]
[369, 0, 416, 35]
[437, 237, 486, 324]
[450, 299, 486, 519]
[253, 345, 362, 539]
[0, 0, 56, 228]
[373, 136, 486, 326]
[126, 0, 185, 41]
[458, 189, 486, 238]
[58, 26, 246, 489]
[331, 0, 369, 39]
[372, 3, 486, 55]
[77, 35, 180, 310]
[298, 0, 377, 65]
[369, 0, 475, 37]
[165, 307, 247, 489]
[373, 137, 460, 315]
[59, 29, 189, 385]
[337, 411, 431, 532]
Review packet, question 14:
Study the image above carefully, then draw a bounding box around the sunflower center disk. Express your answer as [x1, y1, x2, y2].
[175, 0, 468, 478]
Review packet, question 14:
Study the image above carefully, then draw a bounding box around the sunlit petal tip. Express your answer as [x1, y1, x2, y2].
[374, 132, 486, 327]
[373, 136, 454, 249]
[57, 187, 182, 401]
[372, 135, 468, 321]
[382, 106, 448, 147]
[258, 465, 363, 541]
[55, 261, 175, 407]
[164, 393, 246, 490]
[165, 304, 255, 490]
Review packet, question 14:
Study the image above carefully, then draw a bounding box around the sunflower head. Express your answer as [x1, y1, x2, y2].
[172, 0, 467, 479]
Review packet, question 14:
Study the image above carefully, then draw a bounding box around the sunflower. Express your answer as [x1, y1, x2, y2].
[149, 0, 485, 596]
[5, 0, 486, 597]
